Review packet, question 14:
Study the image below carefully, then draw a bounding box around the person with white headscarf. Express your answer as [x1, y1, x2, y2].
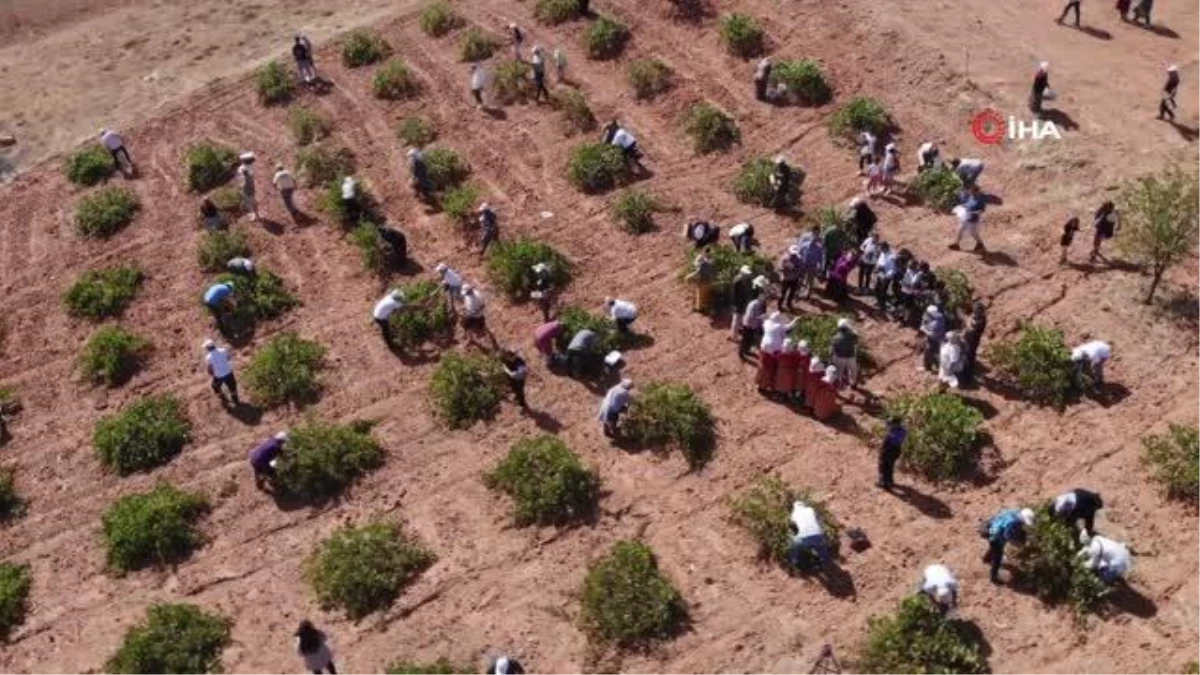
[788, 500, 832, 570]
[598, 379, 634, 438]
[237, 151, 259, 221]
[1159, 65, 1180, 121]
[920, 564, 960, 611]
[754, 57, 772, 101]
[758, 311, 800, 391]
[1078, 532, 1132, 584]
[920, 305, 946, 372]
[487, 656, 525, 674]
[937, 331, 965, 388]
[1030, 61, 1050, 115]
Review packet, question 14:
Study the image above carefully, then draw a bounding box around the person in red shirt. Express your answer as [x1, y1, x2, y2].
[774, 339, 800, 399]
[812, 366, 841, 420]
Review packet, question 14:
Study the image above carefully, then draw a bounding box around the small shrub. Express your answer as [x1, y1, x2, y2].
[423, 147, 470, 191]
[388, 659, 472, 675]
[554, 305, 636, 354]
[732, 156, 800, 208]
[584, 16, 630, 60]
[688, 245, 775, 311]
[350, 222, 388, 276]
[429, 352, 505, 429]
[459, 28, 498, 62]
[0, 466, 25, 522]
[789, 314, 873, 367]
[215, 269, 299, 331]
[275, 419, 384, 501]
[1012, 505, 1111, 618]
[684, 102, 740, 154]
[305, 521, 435, 619]
[209, 185, 243, 214]
[492, 59, 532, 104]
[374, 59, 420, 100]
[420, 1, 461, 36]
[75, 186, 139, 238]
[567, 143, 629, 193]
[486, 238, 573, 301]
[66, 144, 116, 186]
[398, 117, 437, 147]
[0, 388, 19, 417]
[729, 476, 841, 570]
[441, 184, 481, 228]
[1117, 166, 1200, 303]
[63, 266, 143, 320]
[936, 267, 974, 319]
[244, 332, 326, 409]
[197, 230, 251, 272]
[1185, 661, 1200, 675]
[256, 60, 294, 104]
[342, 29, 389, 67]
[79, 326, 151, 387]
[0, 562, 32, 640]
[296, 145, 356, 188]
[769, 59, 832, 105]
[102, 482, 209, 572]
[987, 323, 1076, 406]
[93, 395, 192, 475]
[485, 435, 600, 526]
[628, 59, 673, 100]
[105, 603, 231, 674]
[612, 189, 661, 234]
[829, 96, 891, 141]
[720, 13, 764, 57]
[1141, 423, 1199, 503]
[884, 390, 984, 482]
[910, 165, 963, 212]
[388, 280, 453, 348]
[185, 141, 237, 192]
[625, 382, 716, 469]
[580, 541, 686, 648]
[536, 0, 582, 24]
[553, 88, 597, 134]
[289, 107, 331, 146]
[858, 594, 988, 674]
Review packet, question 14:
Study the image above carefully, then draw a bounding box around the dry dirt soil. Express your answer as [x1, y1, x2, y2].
[1, 0, 1198, 672]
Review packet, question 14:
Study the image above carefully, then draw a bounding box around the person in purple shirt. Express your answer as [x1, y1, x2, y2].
[877, 417, 907, 489]
[250, 431, 288, 488]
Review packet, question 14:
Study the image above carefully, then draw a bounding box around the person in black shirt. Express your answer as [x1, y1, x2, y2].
[684, 219, 720, 248]
[1089, 201, 1118, 262]
[961, 300, 987, 383]
[293, 34, 317, 85]
[479, 202, 499, 254]
[1030, 62, 1050, 115]
[729, 265, 754, 341]
[500, 351, 529, 409]
[1052, 488, 1104, 536]
[847, 197, 877, 244]
[531, 47, 550, 103]
[1059, 216, 1080, 263]
[770, 156, 793, 209]
[487, 656, 525, 675]
[378, 226, 407, 266]
[1158, 65, 1180, 121]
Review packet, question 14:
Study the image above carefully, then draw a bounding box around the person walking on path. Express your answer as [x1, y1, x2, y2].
[470, 63, 489, 109]
[237, 152, 260, 221]
[1052, 488, 1104, 536]
[203, 339, 240, 406]
[293, 33, 317, 85]
[982, 507, 1035, 583]
[877, 416, 906, 489]
[479, 202, 499, 254]
[373, 289, 405, 348]
[273, 163, 298, 217]
[1057, 0, 1081, 26]
[295, 620, 338, 675]
[531, 47, 551, 102]
[99, 128, 133, 174]
[1089, 201, 1119, 262]
[1131, 0, 1153, 25]
[1158, 65, 1180, 121]
[1059, 216, 1080, 263]
[250, 431, 288, 489]
[500, 350, 529, 409]
[1030, 62, 1050, 115]
[685, 246, 717, 314]
[409, 149, 433, 200]
[598, 379, 633, 438]
[508, 22, 524, 60]
[950, 186, 986, 252]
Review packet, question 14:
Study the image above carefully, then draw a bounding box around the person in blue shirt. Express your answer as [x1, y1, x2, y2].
[203, 282, 236, 331]
[877, 417, 907, 490]
[983, 507, 1035, 583]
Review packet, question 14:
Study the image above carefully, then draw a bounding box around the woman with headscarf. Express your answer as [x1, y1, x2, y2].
[794, 341, 812, 404]
[812, 366, 841, 420]
[774, 339, 800, 399]
[758, 312, 799, 392]
[805, 356, 825, 412]
[598, 379, 633, 438]
[1030, 62, 1050, 115]
[827, 249, 858, 303]
[938, 332, 965, 388]
[1089, 200, 1119, 263]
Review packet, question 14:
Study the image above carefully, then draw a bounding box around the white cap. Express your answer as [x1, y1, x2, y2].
[752, 275, 769, 288]
[774, 154, 786, 164]
[797, 340, 810, 354]
[391, 289, 404, 301]
[435, 262, 448, 273]
[1019, 508, 1036, 526]
[739, 265, 752, 275]
[1038, 61, 1049, 71]
[239, 151, 256, 163]
[849, 196, 864, 207]
[479, 202, 491, 212]
[274, 431, 289, 442]
[532, 262, 549, 273]
[461, 283, 474, 293]
[788, 245, 800, 255]
[836, 318, 850, 330]
[1168, 64, 1179, 72]
[620, 378, 633, 389]
[407, 148, 419, 157]
[508, 22, 517, 28]
[926, 304, 941, 314]
[202, 339, 216, 350]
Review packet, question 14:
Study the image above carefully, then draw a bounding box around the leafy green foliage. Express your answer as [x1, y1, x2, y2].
[459, 28, 498, 62]
[910, 165, 963, 212]
[719, 13, 764, 57]
[93, 396, 192, 475]
[214, 269, 299, 333]
[185, 141, 237, 192]
[628, 58, 673, 100]
[486, 238, 573, 300]
[429, 352, 505, 428]
[553, 88, 597, 134]
[732, 156, 800, 208]
[769, 59, 832, 105]
[423, 148, 470, 191]
[397, 117, 437, 147]
[349, 222, 388, 276]
[209, 185, 243, 214]
[75, 186, 139, 238]
[567, 142, 629, 193]
[789, 314, 873, 366]
[0, 562, 32, 640]
[342, 29, 390, 67]
[0, 388, 19, 417]
[535, 0, 583, 24]
[275, 419, 384, 501]
[0, 466, 25, 522]
[305, 521, 435, 619]
[388, 280, 453, 349]
[987, 323, 1076, 406]
[79, 326, 151, 387]
[256, 60, 294, 104]
[554, 305, 641, 354]
[102, 483, 208, 572]
[1013, 505, 1111, 618]
[935, 267, 973, 318]
[317, 177, 377, 226]
[729, 476, 841, 570]
[884, 390, 984, 482]
[680, 245, 774, 310]
[1184, 661, 1199, 675]
[288, 107, 332, 146]
[66, 144, 116, 186]
[63, 266, 143, 320]
[244, 332, 326, 409]
[492, 59, 532, 104]
[374, 59, 420, 100]
[197, 230, 251, 272]
[583, 16, 630, 60]
[580, 541, 686, 648]
[105, 603, 231, 674]
[296, 145, 356, 188]
[1117, 167, 1200, 303]
[1141, 423, 1199, 503]
[612, 188, 662, 234]
[858, 594, 988, 674]
[387, 658, 472, 674]
[440, 184, 480, 228]
[485, 435, 600, 526]
[684, 102, 740, 154]
[420, 1, 461, 36]
[829, 96, 891, 141]
[625, 382, 716, 470]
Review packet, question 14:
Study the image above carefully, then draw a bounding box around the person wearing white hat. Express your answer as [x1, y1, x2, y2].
[920, 564, 959, 611]
[916, 141, 941, 173]
[729, 264, 755, 340]
[1159, 64, 1180, 121]
[487, 656, 525, 674]
[99, 128, 133, 174]
[830, 318, 859, 387]
[273, 163, 298, 216]
[226, 256, 255, 276]
[249, 431, 289, 488]
[769, 155, 796, 209]
[530, 46, 550, 102]
[1057, 0, 1081, 26]
[754, 57, 773, 101]
[1071, 339, 1112, 385]
[605, 297, 638, 333]
[237, 152, 259, 221]
[778, 245, 802, 311]
[435, 263, 463, 312]
[857, 131, 878, 173]
[758, 311, 800, 391]
[1030, 62, 1050, 115]
[478, 202, 499, 253]
[508, 22, 524, 60]
[598, 379, 634, 438]
[292, 33, 317, 84]
[529, 262, 556, 321]
[729, 221, 755, 252]
[340, 175, 360, 224]
[983, 506, 1035, 583]
[919, 304, 946, 371]
[203, 339, 239, 406]
[373, 289, 406, 348]
[857, 232, 880, 292]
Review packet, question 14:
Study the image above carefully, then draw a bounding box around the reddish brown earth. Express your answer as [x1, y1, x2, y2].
[0, 0, 1197, 672]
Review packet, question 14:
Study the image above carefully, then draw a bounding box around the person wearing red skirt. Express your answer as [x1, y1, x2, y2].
[795, 341, 812, 404]
[812, 365, 842, 420]
[775, 339, 800, 398]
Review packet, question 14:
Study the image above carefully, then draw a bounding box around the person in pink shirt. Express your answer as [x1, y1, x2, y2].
[533, 320, 564, 365]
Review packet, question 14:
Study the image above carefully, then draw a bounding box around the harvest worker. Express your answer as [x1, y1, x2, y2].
[378, 225, 408, 265]
[249, 431, 288, 489]
[508, 22, 524, 60]
[759, 311, 800, 391]
[877, 416, 906, 489]
[778, 246, 802, 311]
[848, 196, 877, 245]
[684, 219, 720, 248]
[487, 656, 525, 675]
[949, 157, 985, 187]
[434, 263, 464, 312]
[919, 304, 946, 372]
[754, 57, 772, 101]
[919, 564, 959, 612]
[1052, 488, 1104, 536]
[830, 318, 859, 388]
[461, 284, 489, 342]
[770, 155, 795, 209]
[729, 265, 755, 340]
[529, 263, 556, 321]
[227, 257, 255, 275]
[470, 63, 488, 109]
[605, 297, 638, 333]
[685, 246, 716, 314]
[739, 287, 767, 359]
[1078, 533, 1132, 584]
[203, 339, 240, 406]
[916, 141, 941, 173]
[292, 33, 317, 85]
[1071, 339, 1112, 385]
[788, 500, 832, 570]
[1030, 62, 1050, 115]
[961, 300, 987, 383]
[99, 128, 133, 172]
[408, 148, 432, 199]
[203, 281, 236, 331]
[530, 46, 550, 103]
[295, 620, 337, 675]
[598, 379, 633, 438]
[949, 186, 986, 252]
[340, 176, 360, 225]
[237, 152, 259, 222]
[500, 350, 529, 409]
[273, 163, 298, 216]
[478, 202, 499, 254]
[533, 319, 564, 365]
[610, 124, 640, 164]
[729, 221, 755, 252]
[1159, 65, 1180, 121]
[566, 327, 598, 377]
[372, 289, 405, 348]
[983, 507, 1035, 583]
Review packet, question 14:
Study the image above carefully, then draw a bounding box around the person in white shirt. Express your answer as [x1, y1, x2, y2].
[340, 176, 360, 224]
[237, 152, 259, 221]
[760, 311, 800, 355]
[937, 331, 965, 388]
[203, 339, 240, 406]
[460, 285, 493, 345]
[857, 131, 877, 173]
[373, 289, 405, 347]
[273, 163, 298, 215]
[598, 379, 633, 438]
[1078, 533, 1132, 584]
[609, 126, 640, 164]
[605, 298, 638, 333]
[919, 564, 959, 611]
[99, 128, 133, 172]
[435, 263, 463, 312]
[227, 257, 255, 275]
[788, 500, 832, 570]
[857, 233, 880, 292]
[917, 141, 941, 173]
[1071, 340, 1112, 385]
